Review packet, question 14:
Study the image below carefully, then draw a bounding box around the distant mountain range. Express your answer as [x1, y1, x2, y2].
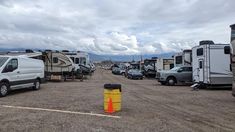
[0, 48, 175, 62]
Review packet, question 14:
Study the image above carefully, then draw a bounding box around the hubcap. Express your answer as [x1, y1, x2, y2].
[1, 85, 7, 95]
[169, 79, 175, 85]
[35, 82, 40, 89]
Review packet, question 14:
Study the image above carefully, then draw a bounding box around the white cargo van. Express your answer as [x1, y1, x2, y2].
[0, 56, 45, 97]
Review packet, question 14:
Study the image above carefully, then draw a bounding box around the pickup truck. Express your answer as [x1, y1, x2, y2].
[157, 66, 192, 86]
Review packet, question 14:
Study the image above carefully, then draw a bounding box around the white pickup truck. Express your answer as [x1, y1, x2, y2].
[0, 56, 45, 97]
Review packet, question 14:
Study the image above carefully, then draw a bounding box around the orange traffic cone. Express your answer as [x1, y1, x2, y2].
[106, 98, 114, 114]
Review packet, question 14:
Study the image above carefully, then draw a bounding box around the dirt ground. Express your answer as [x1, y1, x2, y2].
[0, 69, 235, 132]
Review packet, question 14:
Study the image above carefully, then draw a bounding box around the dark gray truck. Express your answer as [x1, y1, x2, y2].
[157, 66, 192, 86]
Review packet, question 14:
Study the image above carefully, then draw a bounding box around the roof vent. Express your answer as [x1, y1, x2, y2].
[199, 40, 214, 45]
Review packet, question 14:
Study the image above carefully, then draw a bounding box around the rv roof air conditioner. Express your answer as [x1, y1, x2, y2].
[62, 50, 69, 52]
[199, 40, 214, 45]
[25, 49, 34, 53]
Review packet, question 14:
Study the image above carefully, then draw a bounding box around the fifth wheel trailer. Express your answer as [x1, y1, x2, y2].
[230, 24, 235, 96]
[192, 40, 233, 88]
[174, 49, 192, 67]
[156, 58, 174, 72]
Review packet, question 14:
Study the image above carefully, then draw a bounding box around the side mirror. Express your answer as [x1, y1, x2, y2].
[177, 69, 183, 72]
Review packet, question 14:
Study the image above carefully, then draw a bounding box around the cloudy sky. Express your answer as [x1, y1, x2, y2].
[0, 0, 234, 55]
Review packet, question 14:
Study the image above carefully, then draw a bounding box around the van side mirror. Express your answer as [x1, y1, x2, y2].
[177, 69, 183, 72]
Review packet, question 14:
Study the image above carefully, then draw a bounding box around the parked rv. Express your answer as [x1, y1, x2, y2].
[230, 24, 235, 96]
[62, 51, 92, 75]
[143, 59, 157, 78]
[156, 58, 174, 72]
[0, 56, 44, 97]
[174, 50, 192, 67]
[158, 66, 192, 85]
[42, 50, 79, 81]
[192, 40, 233, 88]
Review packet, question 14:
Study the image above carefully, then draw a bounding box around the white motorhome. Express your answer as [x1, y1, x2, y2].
[230, 24, 235, 96]
[62, 51, 92, 75]
[156, 58, 174, 72]
[192, 40, 233, 88]
[174, 49, 192, 67]
[0, 56, 44, 97]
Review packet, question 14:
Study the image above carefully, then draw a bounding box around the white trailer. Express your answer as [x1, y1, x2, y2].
[192, 40, 232, 88]
[156, 58, 174, 72]
[174, 50, 192, 67]
[230, 24, 235, 96]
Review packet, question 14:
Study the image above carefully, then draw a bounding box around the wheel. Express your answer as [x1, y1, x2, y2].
[166, 77, 176, 86]
[0, 82, 9, 97]
[33, 79, 40, 90]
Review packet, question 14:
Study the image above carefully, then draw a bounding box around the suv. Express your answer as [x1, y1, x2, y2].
[158, 66, 192, 86]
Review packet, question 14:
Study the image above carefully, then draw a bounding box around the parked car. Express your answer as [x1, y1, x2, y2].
[158, 66, 192, 86]
[127, 69, 143, 80]
[0, 56, 45, 97]
[112, 67, 125, 75]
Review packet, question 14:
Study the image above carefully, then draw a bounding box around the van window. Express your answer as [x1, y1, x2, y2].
[3, 59, 18, 72]
[197, 48, 203, 56]
[175, 56, 182, 64]
[0, 57, 9, 67]
[75, 58, 80, 64]
[53, 57, 58, 63]
[224, 46, 230, 54]
[70, 57, 75, 62]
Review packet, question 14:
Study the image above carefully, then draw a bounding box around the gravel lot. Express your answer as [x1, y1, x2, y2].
[0, 69, 235, 132]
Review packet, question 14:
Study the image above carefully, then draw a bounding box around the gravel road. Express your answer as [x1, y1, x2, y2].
[0, 69, 234, 132]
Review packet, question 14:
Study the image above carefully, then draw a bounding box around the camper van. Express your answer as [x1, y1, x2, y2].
[62, 51, 92, 75]
[42, 50, 79, 81]
[230, 24, 235, 96]
[156, 58, 174, 72]
[0, 56, 44, 97]
[174, 50, 192, 67]
[192, 40, 233, 88]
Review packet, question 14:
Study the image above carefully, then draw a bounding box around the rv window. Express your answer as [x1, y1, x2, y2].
[75, 58, 80, 64]
[70, 57, 75, 62]
[197, 48, 203, 56]
[199, 61, 203, 69]
[80, 57, 86, 65]
[224, 46, 230, 54]
[175, 56, 182, 64]
[53, 57, 58, 63]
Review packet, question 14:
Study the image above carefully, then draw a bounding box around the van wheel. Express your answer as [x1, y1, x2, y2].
[167, 77, 176, 86]
[0, 82, 9, 97]
[33, 79, 40, 90]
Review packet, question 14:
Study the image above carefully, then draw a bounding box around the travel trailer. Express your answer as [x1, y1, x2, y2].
[143, 59, 157, 78]
[230, 24, 235, 96]
[62, 51, 92, 75]
[156, 58, 174, 72]
[174, 50, 192, 67]
[42, 50, 79, 81]
[0, 56, 44, 97]
[192, 40, 233, 88]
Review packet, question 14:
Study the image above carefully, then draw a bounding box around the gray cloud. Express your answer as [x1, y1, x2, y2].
[0, 0, 234, 55]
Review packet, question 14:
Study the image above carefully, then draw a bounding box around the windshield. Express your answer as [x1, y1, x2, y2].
[0, 57, 9, 68]
[170, 67, 181, 71]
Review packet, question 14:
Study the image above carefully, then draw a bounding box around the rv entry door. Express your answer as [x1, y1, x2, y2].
[198, 59, 204, 82]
